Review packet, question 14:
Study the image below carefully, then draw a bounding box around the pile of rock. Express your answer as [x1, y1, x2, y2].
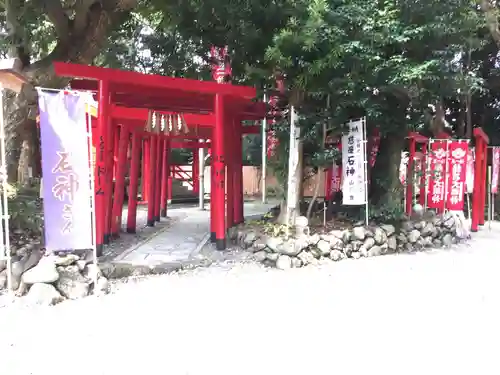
[239, 211, 465, 269]
[0, 249, 109, 305]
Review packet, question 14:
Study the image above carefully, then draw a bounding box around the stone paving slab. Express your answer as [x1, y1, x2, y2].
[112, 200, 277, 267]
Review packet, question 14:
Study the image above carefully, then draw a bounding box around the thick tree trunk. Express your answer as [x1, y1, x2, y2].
[370, 130, 406, 208]
[3, 0, 136, 183]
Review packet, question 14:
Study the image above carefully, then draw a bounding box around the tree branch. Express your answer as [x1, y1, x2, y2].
[479, 0, 500, 48]
[41, 0, 70, 44]
[73, 0, 97, 35]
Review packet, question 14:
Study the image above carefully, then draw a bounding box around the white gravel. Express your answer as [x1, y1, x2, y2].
[1, 224, 500, 375]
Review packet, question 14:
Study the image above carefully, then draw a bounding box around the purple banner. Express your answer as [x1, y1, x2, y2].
[38, 91, 93, 251]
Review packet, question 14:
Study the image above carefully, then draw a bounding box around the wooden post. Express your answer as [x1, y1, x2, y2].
[147, 135, 157, 226]
[472, 137, 484, 231]
[210, 148, 216, 242]
[127, 132, 141, 233]
[213, 94, 226, 250]
[154, 135, 163, 222]
[419, 141, 428, 206]
[141, 138, 150, 202]
[226, 117, 234, 229]
[479, 141, 488, 226]
[234, 118, 244, 225]
[113, 126, 120, 180]
[102, 87, 114, 245]
[160, 139, 170, 217]
[193, 148, 199, 194]
[111, 124, 130, 237]
[406, 136, 416, 215]
[94, 79, 109, 255]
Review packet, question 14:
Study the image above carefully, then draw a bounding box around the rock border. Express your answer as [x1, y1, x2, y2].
[237, 211, 467, 269]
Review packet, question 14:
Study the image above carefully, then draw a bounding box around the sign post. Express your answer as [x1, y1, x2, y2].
[341, 118, 369, 224]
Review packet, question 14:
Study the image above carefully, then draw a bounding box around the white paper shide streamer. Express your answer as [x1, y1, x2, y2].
[342, 119, 367, 205]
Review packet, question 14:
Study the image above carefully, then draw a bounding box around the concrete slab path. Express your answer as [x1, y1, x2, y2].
[113, 200, 277, 266]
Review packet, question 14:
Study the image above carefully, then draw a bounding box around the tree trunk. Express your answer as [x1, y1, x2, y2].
[370, 130, 405, 208]
[3, 0, 136, 184]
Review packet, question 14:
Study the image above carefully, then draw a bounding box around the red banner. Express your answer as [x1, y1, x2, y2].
[210, 46, 231, 83]
[465, 148, 474, 194]
[427, 141, 448, 209]
[369, 129, 380, 167]
[331, 164, 342, 194]
[446, 141, 468, 211]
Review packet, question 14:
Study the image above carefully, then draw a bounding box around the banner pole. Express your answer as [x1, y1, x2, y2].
[488, 165, 492, 230]
[0, 85, 12, 298]
[442, 140, 450, 214]
[363, 117, 369, 225]
[424, 140, 431, 210]
[86, 96, 99, 293]
[261, 92, 267, 204]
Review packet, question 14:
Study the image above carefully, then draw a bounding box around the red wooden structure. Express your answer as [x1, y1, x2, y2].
[405, 132, 429, 215]
[471, 128, 489, 232]
[53, 62, 267, 254]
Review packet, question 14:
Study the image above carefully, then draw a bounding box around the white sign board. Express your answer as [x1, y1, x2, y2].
[342, 119, 367, 205]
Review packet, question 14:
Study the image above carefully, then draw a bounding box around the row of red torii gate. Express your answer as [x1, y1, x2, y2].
[52, 62, 267, 255]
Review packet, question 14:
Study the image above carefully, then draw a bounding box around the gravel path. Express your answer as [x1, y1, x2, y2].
[1, 224, 500, 375]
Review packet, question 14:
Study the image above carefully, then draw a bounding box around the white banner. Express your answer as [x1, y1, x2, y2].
[342, 119, 367, 205]
[466, 148, 474, 194]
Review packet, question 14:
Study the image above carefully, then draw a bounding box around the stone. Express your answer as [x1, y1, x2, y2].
[22, 257, 59, 285]
[363, 237, 376, 250]
[329, 230, 343, 239]
[309, 247, 322, 259]
[254, 251, 267, 262]
[387, 236, 397, 251]
[373, 227, 387, 245]
[297, 251, 315, 266]
[94, 277, 109, 295]
[420, 223, 434, 237]
[352, 226, 366, 241]
[316, 240, 331, 256]
[397, 234, 408, 244]
[266, 236, 284, 252]
[76, 260, 87, 271]
[401, 221, 414, 232]
[351, 252, 361, 259]
[433, 239, 443, 247]
[11, 260, 24, 291]
[291, 257, 303, 268]
[252, 237, 267, 251]
[83, 264, 102, 280]
[359, 246, 368, 257]
[55, 267, 89, 299]
[25, 283, 64, 306]
[0, 259, 6, 273]
[367, 246, 382, 257]
[408, 229, 421, 243]
[421, 236, 433, 247]
[329, 237, 344, 250]
[330, 250, 343, 261]
[342, 230, 351, 243]
[0, 270, 7, 289]
[343, 243, 353, 257]
[308, 233, 320, 246]
[277, 239, 304, 257]
[53, 253, 80, 266]
[380, 224, 396, 237]
[276, 255, 292, 270]
[404, 243, 414, 252]
[266, 252, 279, 261]
[442, 234, 453, 247]
[243, 232, 258, 248]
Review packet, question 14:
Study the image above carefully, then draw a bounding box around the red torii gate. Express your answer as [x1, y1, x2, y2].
[53, 62, 267, 254]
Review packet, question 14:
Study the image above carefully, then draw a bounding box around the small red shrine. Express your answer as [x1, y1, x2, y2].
[53, 62, 267, 254]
